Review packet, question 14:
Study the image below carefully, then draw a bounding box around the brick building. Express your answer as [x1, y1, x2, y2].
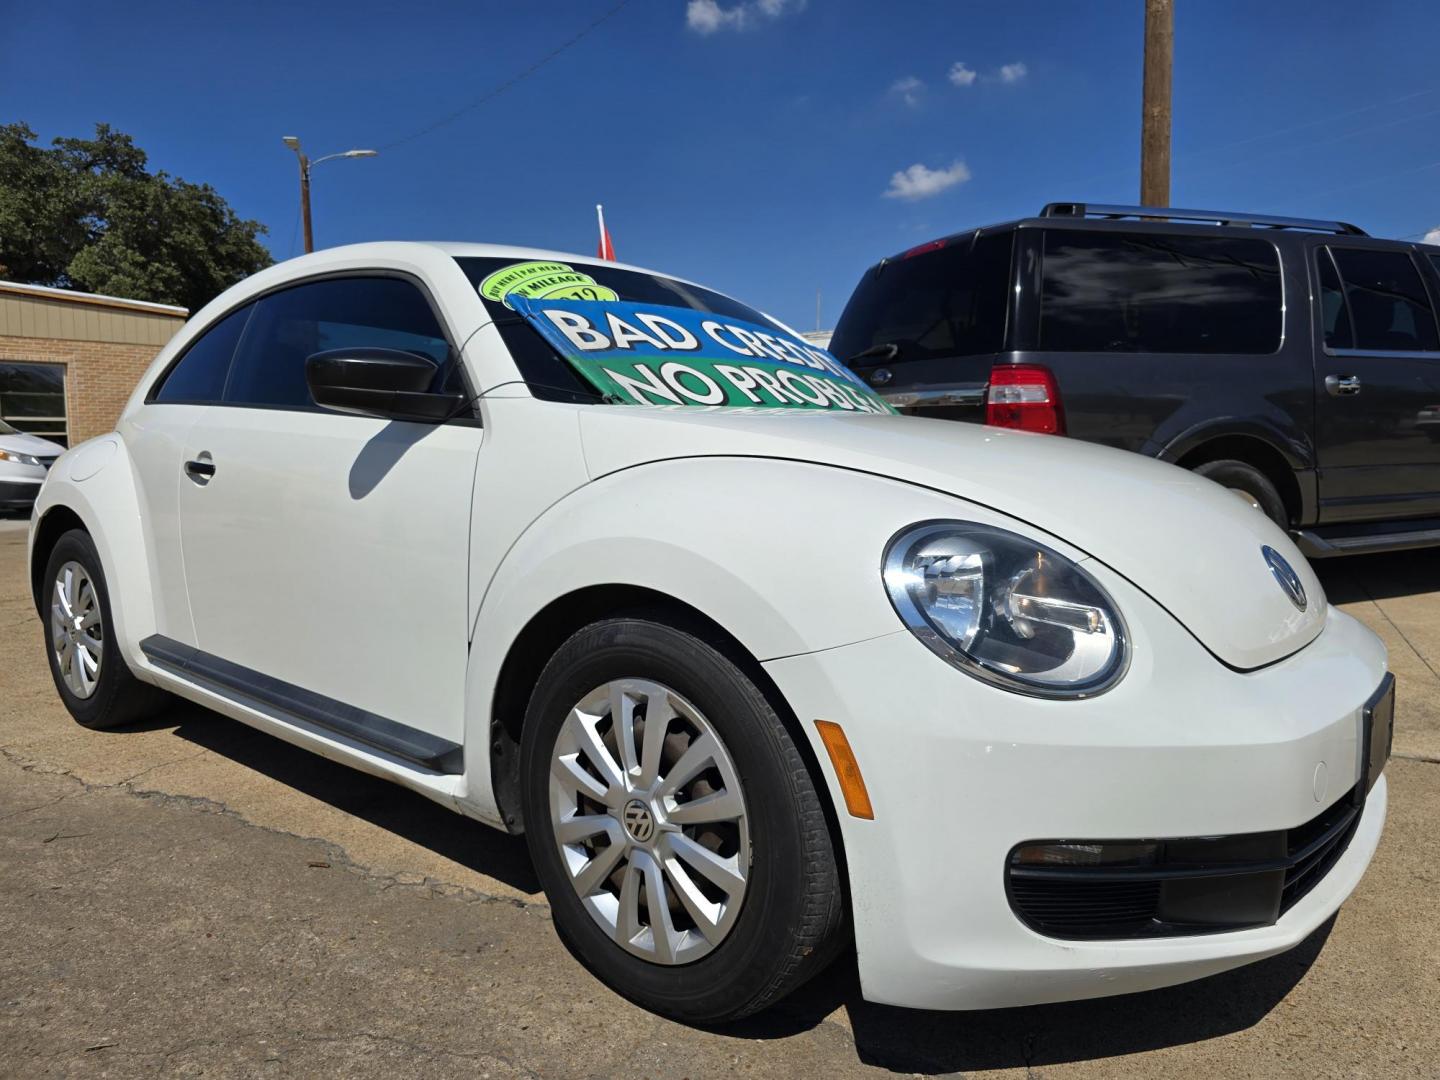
[0, 281, 187, 446]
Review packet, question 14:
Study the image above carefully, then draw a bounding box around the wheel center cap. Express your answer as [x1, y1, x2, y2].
[622, 799, 656, 844]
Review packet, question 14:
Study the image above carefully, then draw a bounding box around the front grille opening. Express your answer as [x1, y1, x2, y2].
[1007, 786, 1363, 940]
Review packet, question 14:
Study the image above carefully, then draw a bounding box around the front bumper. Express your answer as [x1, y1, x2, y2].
[765, 565, 1389, 1011]
[0, 478, 43, 511]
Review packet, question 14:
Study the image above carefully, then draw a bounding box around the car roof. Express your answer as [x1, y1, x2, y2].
[873, 204, 1390, 266]
[278, 241, 714, 294]
[178, 240, 741, 335]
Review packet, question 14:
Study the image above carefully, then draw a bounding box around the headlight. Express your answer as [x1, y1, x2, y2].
[882, 521, 1128, 698]
[0, 449, 42, 466]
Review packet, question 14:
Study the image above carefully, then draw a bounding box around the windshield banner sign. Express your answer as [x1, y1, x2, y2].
[508, 295, 895, 413]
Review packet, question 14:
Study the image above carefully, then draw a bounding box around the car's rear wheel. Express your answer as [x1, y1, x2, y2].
[43, 529, 168, 730]
[519, 617, 845, 1023]
[1193, 459, 1289, 530]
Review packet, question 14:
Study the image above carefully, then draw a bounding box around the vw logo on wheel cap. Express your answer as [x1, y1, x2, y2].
[622, 799, 656, 843]
[1262, 546, 1307, 611]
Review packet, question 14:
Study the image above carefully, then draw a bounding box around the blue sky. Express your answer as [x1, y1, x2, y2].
[5, 0, 1440, 329]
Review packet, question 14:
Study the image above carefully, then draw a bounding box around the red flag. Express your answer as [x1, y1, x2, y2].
[596, 204, 616, 261]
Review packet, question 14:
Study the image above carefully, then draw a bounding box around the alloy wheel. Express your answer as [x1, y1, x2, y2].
[51, 560, 103, 699]
[548, 679, 750, 965]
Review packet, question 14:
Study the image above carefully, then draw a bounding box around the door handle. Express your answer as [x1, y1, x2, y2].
[184, 458, 216, 482]
[1325, 374, 1362, 397]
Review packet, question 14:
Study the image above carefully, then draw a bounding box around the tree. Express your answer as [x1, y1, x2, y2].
[0, 123, 272, 312]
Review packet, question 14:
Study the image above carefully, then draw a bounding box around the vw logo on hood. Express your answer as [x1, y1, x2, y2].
[1262, 546, 1307, 611]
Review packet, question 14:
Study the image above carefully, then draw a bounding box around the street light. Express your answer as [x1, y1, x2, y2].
[282, 136, 378, 254]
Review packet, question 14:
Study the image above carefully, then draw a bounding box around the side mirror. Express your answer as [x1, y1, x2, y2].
[305, 348, 467, 423]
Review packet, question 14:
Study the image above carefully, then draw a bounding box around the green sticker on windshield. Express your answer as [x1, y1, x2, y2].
[478, 260, 619, 309]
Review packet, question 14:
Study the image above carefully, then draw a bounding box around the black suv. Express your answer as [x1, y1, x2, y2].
[831, 202, 1440, 556]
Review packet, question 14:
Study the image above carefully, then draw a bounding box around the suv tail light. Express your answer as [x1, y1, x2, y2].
[986, 364, 1065, 435]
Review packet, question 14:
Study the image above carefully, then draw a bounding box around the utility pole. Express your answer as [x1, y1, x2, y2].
[1140, 0, 1173, 207]
[282, 137, 378, 254]
[290, 142, 314, 253]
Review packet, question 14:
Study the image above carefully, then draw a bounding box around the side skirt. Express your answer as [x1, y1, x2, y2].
[139, 635, 463, 775]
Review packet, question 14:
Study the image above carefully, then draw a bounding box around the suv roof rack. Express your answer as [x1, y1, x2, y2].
[1039, 202, 1367, 236]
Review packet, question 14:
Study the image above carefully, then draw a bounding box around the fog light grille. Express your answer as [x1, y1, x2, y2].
[1007, 786, 1362, 940]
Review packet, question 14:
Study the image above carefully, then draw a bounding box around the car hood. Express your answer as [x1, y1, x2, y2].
[0, 431, 64, 457]
[578, 407, 1325, 670]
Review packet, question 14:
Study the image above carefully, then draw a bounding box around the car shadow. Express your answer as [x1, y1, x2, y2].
[348, 421, 435, 499]
[125, 701, 541, 895]
[721, 918, 1335, 1072]
[1314, 547, 1440, 604]
[112, 700, 1329, 1072]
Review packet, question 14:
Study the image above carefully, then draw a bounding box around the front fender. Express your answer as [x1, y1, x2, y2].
[30, 436, 158, 676]
[460, 456, 1081, 820]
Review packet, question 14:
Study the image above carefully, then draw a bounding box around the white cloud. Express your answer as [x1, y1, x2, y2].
[883, 160, 972, 201]
[1424, 227, 1440, 245]
[999, 61, 1028, 83]
[686, 0, 804, 34]
[890, 75, 923, 108]
[948, 61, 977, 87]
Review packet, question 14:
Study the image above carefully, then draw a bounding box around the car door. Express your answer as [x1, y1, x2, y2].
[175, 274, 482, 753]
[124, 302, 256, 645]
[1312, 244, 1440, 522]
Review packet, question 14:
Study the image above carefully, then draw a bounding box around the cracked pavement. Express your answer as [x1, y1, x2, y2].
[1, 518, 1438, 1077]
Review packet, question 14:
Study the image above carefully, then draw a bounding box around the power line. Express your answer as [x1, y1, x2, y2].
[378, 0, 634, 151]
[1054, 86, 1440, 194]
[1178, 87, 1440, 163]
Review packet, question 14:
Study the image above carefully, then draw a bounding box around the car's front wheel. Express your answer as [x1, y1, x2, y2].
[520, 617, 845, 1023]
[42, 528, 167, 730]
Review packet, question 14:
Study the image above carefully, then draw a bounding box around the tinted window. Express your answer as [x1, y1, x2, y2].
[455, 257, 797, 402]
[154, 304, 253, 403]
[829, 231, 1012, 363]
[1328, 248, 1439, 352]
[1038, 231, 1282, 354]
[1316, 250, 1352, 349]
[224, 277, 451, 409]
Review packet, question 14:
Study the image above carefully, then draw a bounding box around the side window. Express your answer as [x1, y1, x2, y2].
[153, 304, 254, 403]
[223, 277, 451, 410]
[1037, 231, 1282, 354]
[1328, 248, 1440, 352]
[1315, 249, 1353, 350]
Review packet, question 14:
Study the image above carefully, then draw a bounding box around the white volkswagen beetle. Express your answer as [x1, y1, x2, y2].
[29, 243, 1392, 1023]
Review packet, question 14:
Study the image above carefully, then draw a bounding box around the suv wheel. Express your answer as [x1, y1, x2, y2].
[43, 529, 168, 730]
[519, 616, 845, 1023]
[1193, 459, 1288, 530]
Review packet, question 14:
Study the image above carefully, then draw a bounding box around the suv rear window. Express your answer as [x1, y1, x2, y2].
[829, 231, 1012, 364]
[1038, 231, 1282, 354]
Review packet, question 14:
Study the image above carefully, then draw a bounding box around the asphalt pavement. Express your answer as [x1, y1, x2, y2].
[1, 514, 1437, 1078]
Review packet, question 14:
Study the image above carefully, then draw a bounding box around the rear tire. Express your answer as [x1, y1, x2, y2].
[42, 529, 168, 730]
[519, 616, 845, 1023]
[1193, 459, 1289, 530]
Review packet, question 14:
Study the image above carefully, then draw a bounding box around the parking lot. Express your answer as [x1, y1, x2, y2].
[0, 515, 1436, 1078]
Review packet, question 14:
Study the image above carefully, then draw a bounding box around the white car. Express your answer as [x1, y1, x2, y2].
[0, 419, 64, 514]
[28, 243, 1393, 1023]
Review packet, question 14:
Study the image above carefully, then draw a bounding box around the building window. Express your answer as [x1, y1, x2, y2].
[0, 361, 67, 446]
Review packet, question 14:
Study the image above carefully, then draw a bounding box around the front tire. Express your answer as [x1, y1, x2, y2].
[42, 529, 167, 730]
[520, 617, 845, 1023]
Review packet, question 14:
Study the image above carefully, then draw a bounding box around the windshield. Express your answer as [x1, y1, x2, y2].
[455, 256, 890, 413]
[0, 418, 18, 436]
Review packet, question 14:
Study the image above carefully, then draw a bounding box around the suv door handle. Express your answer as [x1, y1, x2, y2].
[184, 458, 216, 481]
[1326, 374, 1362, 397]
